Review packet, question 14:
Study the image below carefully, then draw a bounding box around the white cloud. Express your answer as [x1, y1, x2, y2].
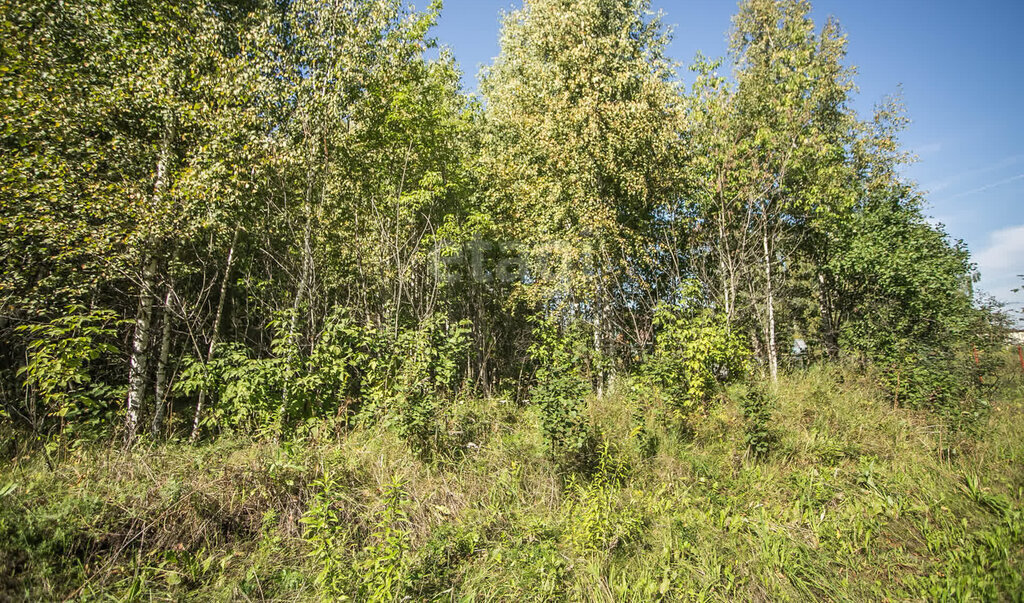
[974, 224, 1024, 308]
[976, 225, 1024, 276]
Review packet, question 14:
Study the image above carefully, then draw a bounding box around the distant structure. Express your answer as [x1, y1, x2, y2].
[1008, 331, 1024, 346]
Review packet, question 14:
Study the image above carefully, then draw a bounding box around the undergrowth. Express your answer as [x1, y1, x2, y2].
[1, 362, 1023, 601]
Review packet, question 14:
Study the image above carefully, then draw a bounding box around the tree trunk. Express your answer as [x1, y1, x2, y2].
[762, 226, 778, 383]
[126, 113, 175, 444]
[279, 213, 311, 430]
[817, 272, 840, 360]
[190, 228, 238, 442]
[125, 255, 158, 444]
[717, 191, 737, 328]
[151, 285, 175, 437]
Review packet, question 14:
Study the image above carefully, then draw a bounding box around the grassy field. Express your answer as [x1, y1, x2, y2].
[2, 362, 1023, 601]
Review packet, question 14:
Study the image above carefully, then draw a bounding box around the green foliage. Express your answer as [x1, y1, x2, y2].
[176, 343, 276, 436]
[480, 0, 681, 353]
[740, 386, 776, 459]
[302, 471, 412, 601]
[529, 319, 596, 472]
[359, 475, 411, 601]
[563, 443, 647, 553]
[386, 317, 471, 454]
[831, 183, 982, 414]
[643, 283, 749, 418]
[176, 311, 469, 445]
[174, 310, 359, 436]
[14, 306, 120, 434]
[300, 468, 351, 594]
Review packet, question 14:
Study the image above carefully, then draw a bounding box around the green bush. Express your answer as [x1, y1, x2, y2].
[740, 386, 776, 459]
[176, 311, 470, 448]
[641, 282, 748, 423]
[529, 318, 597, 472]
[388, 316, 471, 454]
[13, 306, 121, 438]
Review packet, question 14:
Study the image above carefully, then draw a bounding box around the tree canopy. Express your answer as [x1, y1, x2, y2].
[0, 0, 1001, 447]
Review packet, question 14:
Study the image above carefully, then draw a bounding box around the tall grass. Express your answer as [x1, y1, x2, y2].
[2, 360, 1022, 600]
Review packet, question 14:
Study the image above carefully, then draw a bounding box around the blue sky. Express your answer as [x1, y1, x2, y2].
[430, 0, 1024, 318]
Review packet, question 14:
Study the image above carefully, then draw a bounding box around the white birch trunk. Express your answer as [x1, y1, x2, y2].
[125, 255, 158, 443]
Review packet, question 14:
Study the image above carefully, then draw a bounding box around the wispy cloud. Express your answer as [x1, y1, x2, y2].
[925, 153, 1024, 194]
[913, 142, 943, 156]
[945, 173, 1024, 201]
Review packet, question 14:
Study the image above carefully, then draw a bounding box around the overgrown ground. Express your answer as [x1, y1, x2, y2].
[2, 363, 1023, 601]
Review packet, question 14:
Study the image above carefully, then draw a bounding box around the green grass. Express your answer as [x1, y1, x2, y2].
[2, 363, 1023, 601]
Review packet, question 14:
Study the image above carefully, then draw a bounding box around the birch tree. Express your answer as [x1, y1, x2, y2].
[724, 0, 855, 380]
[480, 0, 682, 386]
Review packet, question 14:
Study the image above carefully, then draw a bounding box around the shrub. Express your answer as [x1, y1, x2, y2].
[740, 386, 775, 459]
[529, 318, 597, 472]
[359, 476, 411, 601]
[563, 443, 647, 553]
[388, 316, 471, 454]
[13, 306, 121, 437]
[176, 311, 470, 446]
[642, 282, 748, 422]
